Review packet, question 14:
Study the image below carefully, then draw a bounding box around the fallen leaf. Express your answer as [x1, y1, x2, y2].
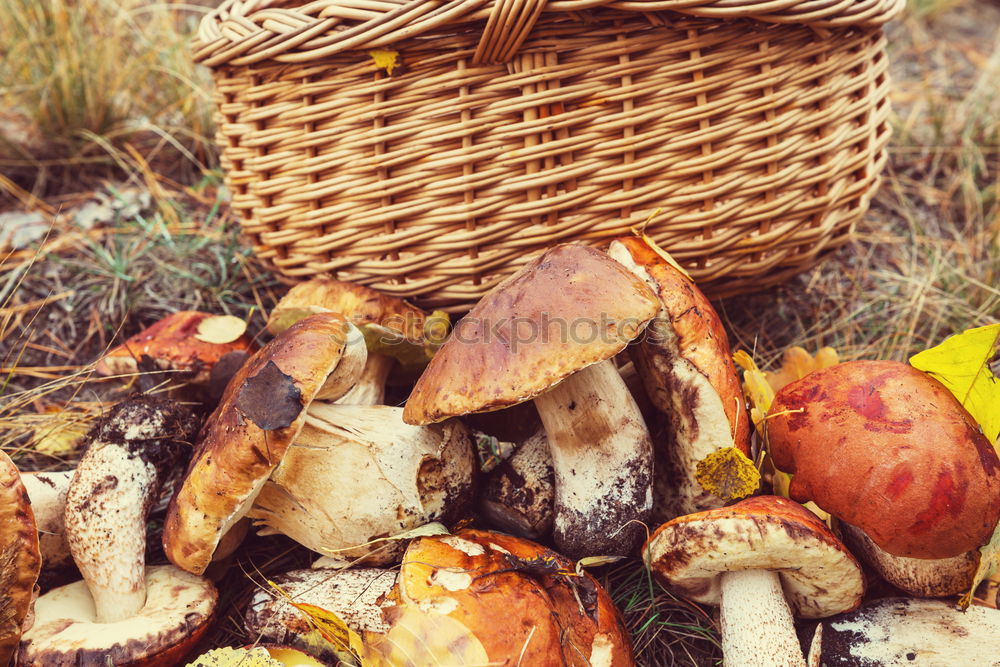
[694, 447, 760, 501]
[733, 350, 775, 431]
[185, 646, 284, 667]
[369, 48, 399, 74]
[265, 580, 365, 663]
[195, 315, 248, 344]
[960, 522, 1000, 611]
[765, 346, 840, 392]
[909, 323, 1000, 444]
[235, 360, 302, 431]
[629, 213, 693, 280]
[30, 414, 90, 457]
[575, 555, 623, 576]
[363, 606, 489, 666]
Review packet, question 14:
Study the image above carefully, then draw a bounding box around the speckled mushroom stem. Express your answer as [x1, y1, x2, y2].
[719, 569, 805, 667]
[533, 359, 653, 559]
[336, 353, 394, 405]
[64, 397, 198, 623]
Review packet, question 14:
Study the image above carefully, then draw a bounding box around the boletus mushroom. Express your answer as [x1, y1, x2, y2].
[267, 277, 442, 405]
[767, 360, 1000, 559]
[95, 310, 256, 385]
[404, 244, 659, 558]
[643, 495, 864, 667]
[247, 402, 475, 565]
[64, 395, 200, 623]
[364, 529, 634, 666]
[18, 565, 217, 666]
[811, 597, 1000, 665]
[163, 312, 366, 575]
[0, 451, 41, 664]
[839, 522, 979, 597]
[608, 236, 752, 520]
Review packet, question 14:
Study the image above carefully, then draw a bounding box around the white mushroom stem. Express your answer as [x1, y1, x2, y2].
[719, 569, 805, 667]
[533, 359, 653, 558]
[335, 353, 394, 405]
[65, 446, 158, 622]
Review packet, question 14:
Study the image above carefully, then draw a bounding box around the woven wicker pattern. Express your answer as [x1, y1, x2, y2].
[198, 0, 899, 310]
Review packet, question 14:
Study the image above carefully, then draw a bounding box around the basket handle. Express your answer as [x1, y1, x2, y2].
[473, 0, 548, 64]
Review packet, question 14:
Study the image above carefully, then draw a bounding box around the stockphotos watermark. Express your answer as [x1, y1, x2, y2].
[341, 311, 656, 352]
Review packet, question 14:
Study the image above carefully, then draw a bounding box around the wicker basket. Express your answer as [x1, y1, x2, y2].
[194, 0, 903, 311]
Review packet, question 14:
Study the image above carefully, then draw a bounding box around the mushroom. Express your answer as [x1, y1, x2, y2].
[267, 277, 442, 405]
[245, 567, 397, 663]
[643, 495, 864, 667]
[20, 470, 73, 572]
[811, 597, 1000, 665]
[247, 402, 475, 565]
[163, 312, 367, 575]
[480, 428, 555, 539]
[767, 360, 1000, 559]
[17, 565, 217, 666]
[0, 451, 41, 664]
[63, 396, 200, 622]
[404, 244, 660, 558]
[839, 522, 979, 598]
[607, 237, 752, 520]
[364, 529, 634, 666]
[95, 310, 256, 385]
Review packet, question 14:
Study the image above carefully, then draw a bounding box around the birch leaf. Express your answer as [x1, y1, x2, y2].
[909, 323, 1000, 444]
[695, 447, 760, 500]
[369, 49, 399, 74]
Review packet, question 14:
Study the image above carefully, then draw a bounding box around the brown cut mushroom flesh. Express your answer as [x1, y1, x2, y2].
[608, 237, 751, 520]
[404, 244, 659, 558]
[163, 313, 366, 575]
[643, 495, 864, 667]
[767, 360, 1000, 559]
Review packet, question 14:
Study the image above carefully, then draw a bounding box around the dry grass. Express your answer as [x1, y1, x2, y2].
[0, 0, 998, 664]
[0, 0, 217, 198]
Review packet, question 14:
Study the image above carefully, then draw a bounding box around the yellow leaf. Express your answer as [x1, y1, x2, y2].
[369, 49, 399, 74]
[909, 323, 1000, 443]
[194, 315, 247, 344]
[575, 555, 623, 576]
[265, 579, 365, 662]
[362, 606, 490, 666]
[186, 647, 283, 666]
[765, 346, 840, 392]
[733, 350, 775, 430]
[695, 447, 761, 501]
[959, 522, 1000, 610]
[31, 415, 89, 456]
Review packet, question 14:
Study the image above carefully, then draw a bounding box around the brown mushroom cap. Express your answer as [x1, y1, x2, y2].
[403, 244, 659, 425]
[609, 237, 750, 453]
[267, 277, 428, 341]
[767, 360, 1000, 559]
[643, 496, 864, 619]
[17, 565, 216, 666]
[95, 311, 255, 384]
[364, 529, 634, 666]
[0, 451, 41, 664]
[163, 312, 359, 575]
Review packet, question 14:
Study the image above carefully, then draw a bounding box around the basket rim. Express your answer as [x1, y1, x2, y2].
[193, 0, 904, 67]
